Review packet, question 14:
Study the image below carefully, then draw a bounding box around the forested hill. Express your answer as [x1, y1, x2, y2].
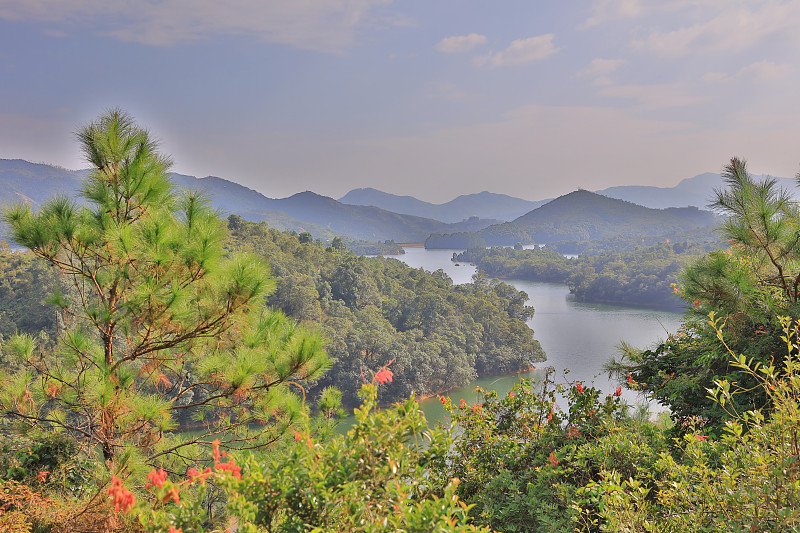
[339, 188, 547, 222]
[227, 216, 544, 406]
[0, 217, 545, 407]
[0, 159, 500, 244]
[427, 189, 719, 248]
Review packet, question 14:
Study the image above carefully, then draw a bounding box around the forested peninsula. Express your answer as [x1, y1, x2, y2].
[455, 239, 723, 309]
[227, 216, 545, 406]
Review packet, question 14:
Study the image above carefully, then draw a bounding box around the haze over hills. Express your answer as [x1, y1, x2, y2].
[0, 159, 500, 244]
[426, 190, 720, 248]
[8, 158, 792, 250]
[343, 171, 799, 217]
[595, 172, 799, 209]
[339, 188, 547, 223]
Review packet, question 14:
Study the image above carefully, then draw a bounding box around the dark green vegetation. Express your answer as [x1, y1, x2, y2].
[227, 214, 543, 407]
[0, 242, 59, 339]
[456, 240, 720, 309]
[427, 190, 719, 248]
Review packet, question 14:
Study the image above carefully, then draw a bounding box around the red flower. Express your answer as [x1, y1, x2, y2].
[37, 471, 49, 483]
[145, 468, 167, 490]
[212, 439, 222, 463]
[614, 386, 622, 397]
[216, 459, 242, 479]
[695, 434, 708, 442]
[168, 528, 183, 533]
[576, 383, 583, 395]
[439, 395, 447, 405]
[374, 366, 393, 385]
[107, 475, 136, 513]
[508, 390, 515, 399]
[627, 373, 635, 386]
[567, 426, 581, 439]
[187, 467, 211, 484]
[548, 452, 560, 466]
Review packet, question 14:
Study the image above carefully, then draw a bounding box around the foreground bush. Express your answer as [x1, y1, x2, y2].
[435, 373, 665, 532]
[100, 372, 490, 532]
[597, 315, 800, 532]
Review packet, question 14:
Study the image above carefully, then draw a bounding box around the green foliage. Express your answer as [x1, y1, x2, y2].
[0, 244, 59, 339]
[0, 433, 91, 495]
[435, 374, 664, 532]
[227, 216, 544, 407]
[597, 316, 800, 532]
[0, 110, 329, 476]
[457, 241, 712, 309]
[128, 380, 491, 532]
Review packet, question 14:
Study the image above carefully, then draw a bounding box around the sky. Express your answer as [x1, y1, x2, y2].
[1, 0, 800, 203]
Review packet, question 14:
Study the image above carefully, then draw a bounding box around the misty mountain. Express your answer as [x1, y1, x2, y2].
[0, 159, 85, 205]
[339, 188, 546, 222]
[0, 159, 500, 244]
[427, 190, 719, 248]
[595, 172, 799, 209]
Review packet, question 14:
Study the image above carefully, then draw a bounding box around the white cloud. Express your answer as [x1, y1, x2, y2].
[635, 2, 800, 57]
[582, 58, 626, 78]
[702, 60, 792, 84]
[581, 0, 644, 28]
[581, 0, 738, 28]
[738, 60, 793, 83]
[0, 0, 395, 51]
[474, 34, 558, 68]
[434, 33, 487, 53]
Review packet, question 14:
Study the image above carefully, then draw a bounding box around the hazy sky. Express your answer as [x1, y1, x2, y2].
[2, 1, 799, 202]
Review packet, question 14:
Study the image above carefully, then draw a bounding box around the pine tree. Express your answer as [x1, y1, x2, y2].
[0, 109, 329, 474]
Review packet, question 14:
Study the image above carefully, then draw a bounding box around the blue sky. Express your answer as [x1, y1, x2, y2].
[2, 1, 799, 202]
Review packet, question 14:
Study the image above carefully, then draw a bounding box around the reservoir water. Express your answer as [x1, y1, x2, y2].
[391, 247, 684, 424]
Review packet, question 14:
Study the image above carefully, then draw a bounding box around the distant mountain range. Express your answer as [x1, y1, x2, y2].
[339, 188, 547, 223]
[596, 172, 799, 209]
[426, 190, 720, 248]
[340, 172, 799, 219]
[4, 158, 793, 247]
[0, 159, 500, 243]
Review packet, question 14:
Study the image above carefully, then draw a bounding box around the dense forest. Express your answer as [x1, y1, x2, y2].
[0, 221, 542, 410]
[226, 215, 544, 406]
[455, 240, 721, 309]
[2, 111, 800, 532]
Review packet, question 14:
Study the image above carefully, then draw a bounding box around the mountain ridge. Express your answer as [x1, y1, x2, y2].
[426, 189, 719, 248]
[0, 159, 500, 244]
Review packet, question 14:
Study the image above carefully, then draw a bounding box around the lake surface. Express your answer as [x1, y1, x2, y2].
[387, 247, 684, 424]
